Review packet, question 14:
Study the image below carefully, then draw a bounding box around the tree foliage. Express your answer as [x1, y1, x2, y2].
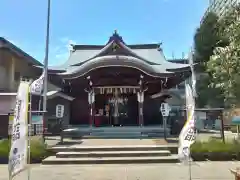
[207, 6, 240, 107]
[193, 12, 225, 108]
[194, 12, 222, 69]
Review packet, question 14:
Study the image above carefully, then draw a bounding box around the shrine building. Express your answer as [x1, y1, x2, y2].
[44, 31, 192, 130]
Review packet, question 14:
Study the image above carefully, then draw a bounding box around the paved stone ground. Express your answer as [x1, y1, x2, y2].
[2, 162, 239, 180]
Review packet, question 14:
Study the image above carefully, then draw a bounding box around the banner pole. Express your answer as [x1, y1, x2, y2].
[188, 152, 192, 180]
[27, 85, 32, 180]
[42, 0, 51, 142]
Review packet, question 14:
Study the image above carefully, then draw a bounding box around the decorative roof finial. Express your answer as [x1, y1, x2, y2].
[68, 44, 74, 53]
[107, 29, 125, 44]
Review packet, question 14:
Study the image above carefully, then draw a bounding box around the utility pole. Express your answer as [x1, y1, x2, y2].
[42, 0, 51, 140]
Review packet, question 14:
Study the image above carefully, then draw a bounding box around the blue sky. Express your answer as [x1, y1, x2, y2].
[1, 0, 208, 66]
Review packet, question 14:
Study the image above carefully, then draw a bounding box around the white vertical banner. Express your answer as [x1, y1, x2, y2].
[8, 81, 30, 179]
[30, 71, 44, 95]
[189, 49, 197, 98]
[178, 84, 196, 162]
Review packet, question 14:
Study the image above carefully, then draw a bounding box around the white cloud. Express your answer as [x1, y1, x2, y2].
[49, 37, 78, 65]
[53, 46, 61, 52]
[68, 39, 76, 45]
[2, 35, 78, 66]
[59, 37, 69, 43]
[55, 52, 69, 59]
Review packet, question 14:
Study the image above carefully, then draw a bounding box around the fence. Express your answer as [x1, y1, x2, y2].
[8, 124, 43, 136]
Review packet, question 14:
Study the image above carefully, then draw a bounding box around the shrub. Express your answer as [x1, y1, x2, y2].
[231, 126, 238, 133]
[206, 139, 235, 153]
[30, 137, 49, 161]
[191, 138, 240, 161]
[191, 138, 240, 153]
[0, 136, 49, 162]
[190, 141, 208, 153]
[0, 139, 10, 157]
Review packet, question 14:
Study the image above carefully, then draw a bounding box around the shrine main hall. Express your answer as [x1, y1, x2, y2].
[42, 31, 191, 132]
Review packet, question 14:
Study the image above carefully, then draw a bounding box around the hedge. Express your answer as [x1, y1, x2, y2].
[191, 138, 240, 161]
[0, 136, 51, 163]
[231, 126, 238, 133]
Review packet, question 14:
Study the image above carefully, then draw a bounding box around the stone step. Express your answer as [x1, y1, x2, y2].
[81, 136, 149, 139]
[50, 145, 178, 153]
[89, 132, 144, 138]
[42, 155, 179, 165]
[89, 132, 167, 136]
[82, 134, 166, 139]
[62, 127, 171, 140]
[56, 150, 171, 158]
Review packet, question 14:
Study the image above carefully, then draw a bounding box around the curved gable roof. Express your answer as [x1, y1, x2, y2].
[57, 55, 175, 79]
[49, 43, 166, 71]
[70, 41, 161, 67]
[46, 32, 191, 76]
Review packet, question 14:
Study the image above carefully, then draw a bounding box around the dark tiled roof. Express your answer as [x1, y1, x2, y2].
[73, 43, 160, 50]
[52, 45, 170, 70]
[73, 45, 104, 50]
[0, 37, 42, 66]
[45, 32, 191, 78]
[168, 59, 188, 64]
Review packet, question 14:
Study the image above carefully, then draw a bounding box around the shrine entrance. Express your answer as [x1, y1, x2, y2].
[94, 86, 139, 127]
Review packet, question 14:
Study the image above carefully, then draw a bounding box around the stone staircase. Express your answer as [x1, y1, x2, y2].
[42, 145, 179, 165]
[62, 126, 170, 139]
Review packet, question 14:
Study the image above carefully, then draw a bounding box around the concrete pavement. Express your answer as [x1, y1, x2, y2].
[2, 162, 239, 180]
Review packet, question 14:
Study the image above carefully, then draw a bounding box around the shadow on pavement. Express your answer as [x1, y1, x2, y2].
[166, 138, 178, 143]
[56, 140, 83, 146]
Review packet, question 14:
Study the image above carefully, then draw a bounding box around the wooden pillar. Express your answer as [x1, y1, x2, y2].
[87, 76, 95, 127]
[138, 91, 144, 126]
[138, 75, 144, 126]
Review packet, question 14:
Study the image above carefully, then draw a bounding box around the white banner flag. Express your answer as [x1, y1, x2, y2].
[30, 71, 44, 95]
[189, 50, 197, 98]
[178, 84, 196, 162]
[8, 81, 30, 179]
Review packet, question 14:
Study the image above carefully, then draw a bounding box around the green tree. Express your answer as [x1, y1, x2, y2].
[193, 12, 225, 108]
[207, 6, 240, 107]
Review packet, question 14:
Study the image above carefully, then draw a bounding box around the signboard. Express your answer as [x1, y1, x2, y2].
[9, 115, 43, 125]
[160, 103, 171, 117]
[32, 116, 43, 124]
[56, 104, 64, 118]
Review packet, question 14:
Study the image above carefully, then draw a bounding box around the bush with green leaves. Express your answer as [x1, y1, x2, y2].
[191, 138, 240, 161]
[231, 126, 238, 133]
[191, 138, 240, 154]
[0, 136, 50, 161]
[0, 139, 10, 158]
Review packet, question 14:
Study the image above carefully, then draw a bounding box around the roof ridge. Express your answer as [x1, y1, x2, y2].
[0, 37, 42, 66]
[72, 43, 161, 50]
